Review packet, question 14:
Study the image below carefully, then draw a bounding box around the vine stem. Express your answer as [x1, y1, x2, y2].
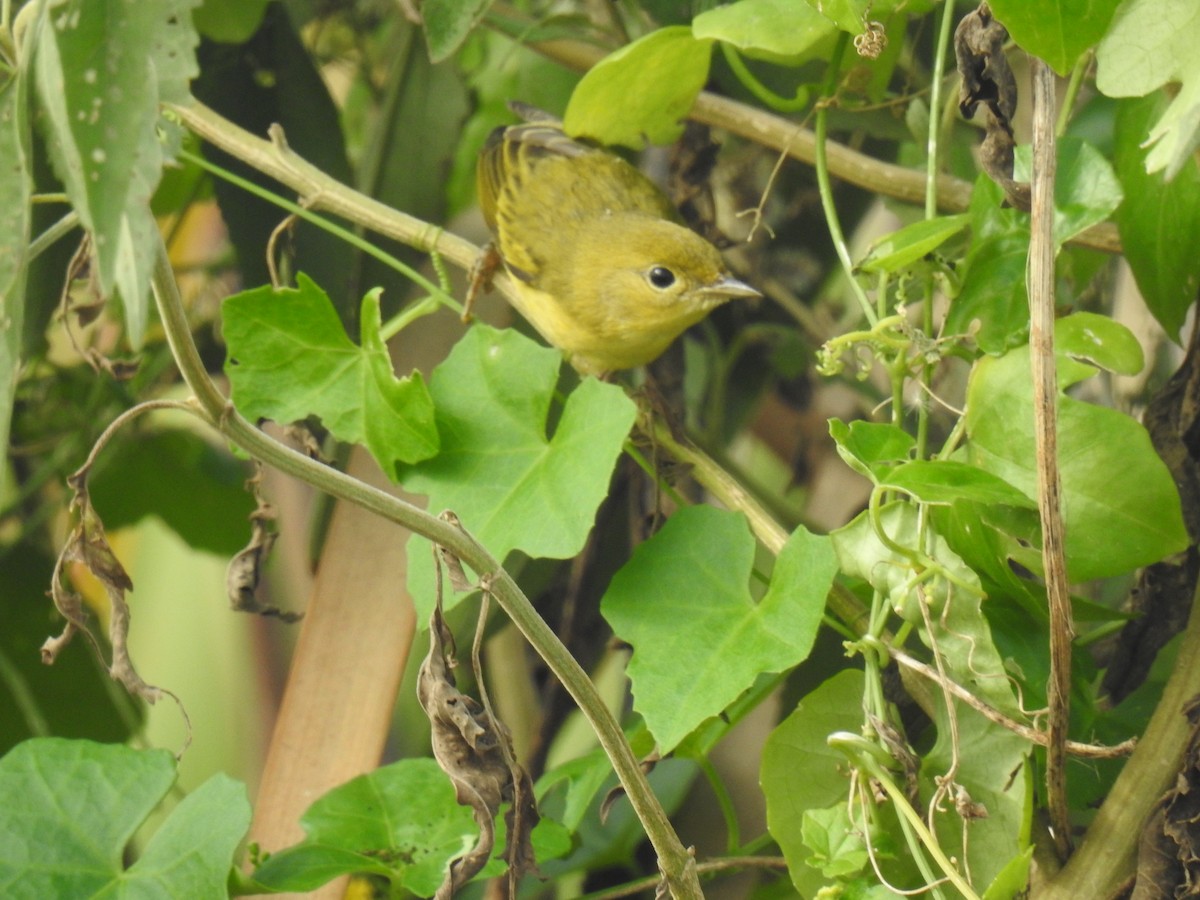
[813, 32, 877, 325]
[915, 0, 957, 461]
[148, 236, 703, 898]
[830, 734, 980, 900]
[1028, 58, 1073, 859]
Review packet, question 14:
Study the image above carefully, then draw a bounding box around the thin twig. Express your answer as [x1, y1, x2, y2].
[579, 856, 788, 900]
[1028, 58, 1073, 860]
[888, 646, 1134, 760]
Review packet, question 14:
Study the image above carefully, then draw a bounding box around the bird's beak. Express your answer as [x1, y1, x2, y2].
[700, 275, 762, 301]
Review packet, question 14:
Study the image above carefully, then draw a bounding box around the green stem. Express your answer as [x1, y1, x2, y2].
[149, 236, 701, 899]
[831, 733, 979, 899]
[917, 0, 957, 461]
[1056, 51, 1091, 137]
[720, 43, 810, 113]
[814, 32, 876, 325]
[623, 440, 689, 508]
[27, 210, 80, 262]
[925, 0, 957, 221]
[379, 294, 441, 341]
[696, 755, 741, 853]
[179, 147, 461, 316]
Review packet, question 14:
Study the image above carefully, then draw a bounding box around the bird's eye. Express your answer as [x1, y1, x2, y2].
[647, 266, 676, 289]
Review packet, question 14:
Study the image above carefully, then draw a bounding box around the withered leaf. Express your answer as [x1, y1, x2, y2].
[226, 471, 301, 621]
[418, 564, 538, 898]
[954, 3, 1030, 210]
[45, 473, 168, 712]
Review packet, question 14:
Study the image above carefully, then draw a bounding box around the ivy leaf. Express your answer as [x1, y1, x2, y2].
[1096, 0, 1200, 179]
[0, 739, 249, 897]
[987, 0, 1121, 76]
[564, 27, 713, 149]
[762, 670, 865, 893]
[249, 759, 485, 895]
[31, 0, 200, 347]
[601, 507, 838, 753]
[223, 274, 439, 475]
[966, 316, 1188, 581]
[399, 325, 636, 615]
[1112, 94, 1200, 340]
[693, 0, 836, 60]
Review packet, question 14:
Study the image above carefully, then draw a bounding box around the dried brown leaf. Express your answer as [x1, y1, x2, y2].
[955, 3, 1030, 210]
[226, 469, 301, 621]
[418, 555, 539, 898]
[44, 463, 192, 751]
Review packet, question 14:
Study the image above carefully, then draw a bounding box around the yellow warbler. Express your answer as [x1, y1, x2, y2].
[475, 113, 760, 376]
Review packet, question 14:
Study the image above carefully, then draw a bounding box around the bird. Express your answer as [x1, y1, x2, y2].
[474, 108, 760, 376]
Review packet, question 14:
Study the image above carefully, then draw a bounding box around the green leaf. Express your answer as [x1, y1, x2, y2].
[693, 0, 837, 60]
[833, 503, 1020, 714]
[0, 65, 32, 464]
[1112, 94, 1200, 339]
[828, 418, 915, 481]
[1055, 310, 1144, 375]
[965, 317, 1188, 581]
[564, 27, 713, 149]
[223, 274, 439, 475]
[399, 325, 636, 614]
[422, 0, 493, 62]
[922, 700, 1032, 891]
[192, 0, 271, 43]
[126, 773, 251, 895]
[1014, 138, 1123, 247]
[762, 670, 865, 892]
[857, 214, 970, 274]
[601, 507, 837, 752]
[945, 232, 1030, 354]
[0, 739, 249, 897]
[801, 804, 869, 878]
[987, 0, 1121, 76]
[983, 848, 1035, 900]
[881, 460, 1036, 508]
[31, 0, 200, 347]
[1095, 0, 1200, 179]
[250, 759, 479, 895]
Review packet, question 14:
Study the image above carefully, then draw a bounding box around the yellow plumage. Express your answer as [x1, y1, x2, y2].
[476, 114, 759, 376]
